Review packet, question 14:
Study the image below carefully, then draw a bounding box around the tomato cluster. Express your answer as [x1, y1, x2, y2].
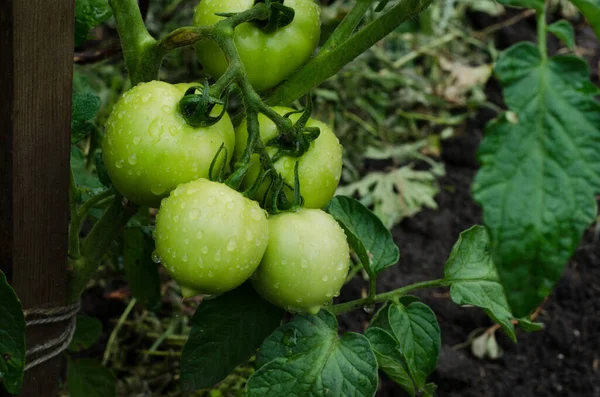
[102, 1, 350, 314]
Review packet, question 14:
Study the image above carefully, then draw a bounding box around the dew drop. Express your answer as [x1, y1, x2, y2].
[196, 230, 204, 240]
[182, 254, 188, 262]
[214, 250, 222, 262]
[207, 196, 217, 206]
[115, 160, 124, 169]
[226, 202, 235, 210]
[133, 136, 141, 145]
[296, 298, 303, 303]
[151, 251, 162, 264]
[201, 246, 209, 254]
[128, 154, 137, 165]
[208, 270, 214, 278]
[189, 209, 201, 220]
[227, 239, 237, 252]
[151, 185, 165, 195]
[301, 259, 308, 269]
[250, 208, 262, 221]
[184, 238, 190, 245]
[322, 275, 329, 281]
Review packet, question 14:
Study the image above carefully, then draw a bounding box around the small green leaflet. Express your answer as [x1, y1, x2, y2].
[496, 0, 545, 11]
[122, 228, 161, 310]
[0, 271, 25, 395]
[72, 92, 100, 143]
[443, 226, 518, 341]
[365, 328, 415, 396]
[249, 310, 378, 397]
[569, 0, 600, 39]
[68, 315, 103, 353]
[472, 43, 600, 317]
[387, 302, 440, 390]
[67, 358, 116, 397]
[548, 20, 576, 50]
[75, 0, 112, 46]
[181, 284, 283, 392]
[326, 196, 399, 277]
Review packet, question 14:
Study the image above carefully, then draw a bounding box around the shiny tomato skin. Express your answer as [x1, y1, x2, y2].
[155, 179, 269, 296]
[234, 107, 343, 209]
[252, 208, 350, 314]
[102, 81, 235, 208]
[193, 0, 321, 91]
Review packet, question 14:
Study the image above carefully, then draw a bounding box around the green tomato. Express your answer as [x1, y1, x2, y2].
[155, 178, 269, 296]
[193, 0, 321, 91]
[252, 208, 350, 314]
[234, 107, 343, 209]
[102, 81, 235, 208]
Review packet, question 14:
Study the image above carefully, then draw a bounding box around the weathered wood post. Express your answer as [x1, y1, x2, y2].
[0, 0, 75, 395]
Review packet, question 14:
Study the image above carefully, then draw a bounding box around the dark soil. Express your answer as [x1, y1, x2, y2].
[338, 13, 600, 393]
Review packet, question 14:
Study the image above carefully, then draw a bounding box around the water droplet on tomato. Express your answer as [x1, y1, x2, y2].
[115, 160, 124, 169]
[151, 185, 165, 195]
[128, 154, 137, 165]
[151, 251, 161, 264]
[196, 230, 204, 240]
[227, 239, 237, 252]
[322, 275, 329, 281]
[214, 250, 221, 262]
[201, 246, 209, 254]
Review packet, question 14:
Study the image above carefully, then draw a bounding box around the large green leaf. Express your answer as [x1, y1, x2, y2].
[365, 327, 415, 396]
[75, 0, 112, 46]
[443, 226, 518, 341]
[472, 42, 600, 317]
[248, 310, 378, 397]
[569, 0, 600, 39]
[181, 284, 283, 392]
[0, 271, 25, 395]
[496, 0, 545, 11]
[67, 358, 116, 397]
[122, 228, 161, 310]
[387, 302, 440, 390]
[326, 196, 399, 277]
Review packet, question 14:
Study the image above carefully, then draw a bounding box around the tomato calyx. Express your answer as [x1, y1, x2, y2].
[178, 81, 230, 128]
[252, 0, 295, 33]
[266, 95, 321, 162]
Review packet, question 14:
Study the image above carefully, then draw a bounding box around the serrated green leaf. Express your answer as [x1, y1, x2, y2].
[443, 226, 517, 341]
[472, 42, 600, 317]
[68, 315, 103, 353]
[517, 318, 545, 332]
[122, 228, 161, 310]
[249, 310, 378, 397]
[365, 328, 415, 396]
[548, 20, 576, 50]
[67, 358, 116, 397]
[496, 0, 545, 11]
[388, 302, 440, 390]
[0, 271, 25, 395]
[569, 0, 600, 39]
[75, 0, 112, 46]
[326, 196, 399, 277]
[423, 382, 438, 397]
[181, 284, 283, 392]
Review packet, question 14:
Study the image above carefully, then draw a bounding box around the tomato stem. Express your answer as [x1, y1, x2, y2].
[328, 278, 448, 315]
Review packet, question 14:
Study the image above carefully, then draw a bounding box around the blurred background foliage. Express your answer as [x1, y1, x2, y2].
[68, 0, 593, 395]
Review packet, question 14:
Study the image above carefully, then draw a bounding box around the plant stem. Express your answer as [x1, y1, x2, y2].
[319, 1, 372, 53]
[329, 278, 447, 315]
[368, 276, 377, 299]
[69, 196, 138, 301]
[110, 0, 160, 85]
[537, 5, 548, 60]
[265, 0, 434, 106]
[103, 297, 137, 366]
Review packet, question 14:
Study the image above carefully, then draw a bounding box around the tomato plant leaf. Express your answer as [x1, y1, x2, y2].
[181, 283, 283, 392]
[68, 315, 103, 353]
[387, 302, 440, 390]
[0, 271, 25, 395]
[496, 0, 545, 11]
[75, 0, 112, 47]
[326, 196, 399, 277]
[472, 42, 600, 317]
[67, 358, 116, 397]
[248, 310, 378, 397]
[72, 92, 100, 144]
[568, 0, 600, 39]
[365, 327, 415, 396]
[122, 228, 161, 311]
[548, 20, 576, 50]
[443, 226, 518, 342]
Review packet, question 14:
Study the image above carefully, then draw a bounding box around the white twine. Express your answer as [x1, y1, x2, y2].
[23, 302, 80, 371]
